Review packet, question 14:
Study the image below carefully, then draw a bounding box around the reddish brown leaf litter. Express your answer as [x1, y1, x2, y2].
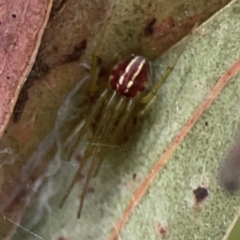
[0, 0, 52, 138]
[0, 0, 53, 238]
[108, 58, 240, 240]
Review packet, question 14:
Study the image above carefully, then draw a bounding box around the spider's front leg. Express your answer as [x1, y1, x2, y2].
[88, 54, 102, 95]
[88, 6, 116, 95]
[138, 37, 189, 117]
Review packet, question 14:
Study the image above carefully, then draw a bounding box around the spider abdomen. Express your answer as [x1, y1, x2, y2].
[109, 55, 151, 98]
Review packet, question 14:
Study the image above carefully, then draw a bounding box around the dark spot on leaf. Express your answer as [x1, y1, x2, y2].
[193, 186, 208, 203]
[53, 45, 59, 52]
[57, 236, 69, 240]
[97, 55, 102, 65]
[65, 39, 87, 62]
[144, 17, 157, 36]
[133, 117, 138, 126]
[132, 173, 137, 180]
[87, 186, 95, 194]
[205, 121, 208, 126]
[155, 221, 169, 237]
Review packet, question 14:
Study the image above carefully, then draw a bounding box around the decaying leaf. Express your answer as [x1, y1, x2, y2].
[0, 0, 52, 138]
[0, 0, 52, 238]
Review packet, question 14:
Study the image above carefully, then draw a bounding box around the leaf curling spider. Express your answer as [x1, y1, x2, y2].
[59, 30, 189, 219]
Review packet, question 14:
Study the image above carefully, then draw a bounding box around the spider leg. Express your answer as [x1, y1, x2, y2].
[82, 90, 118, 160]
[137, 95, 157, 117]
[62, 88, 111, 161]
[88, 6, 116, 95]
[138, 37, 189, 116]
[77, 95, 130, 217]
[91, 98, 135, 178]
[59, 167, 82, 208]
[88, 54, 101, 94]
[77, 152, 97, 218]
[59, 89, 112, 207]
[76, 91, 125, 217]
[112, 99, 135, 139]
[141, 43, 186, 105]
[92, 96, 127, 177]
[61, 119, 86, 161]
[59, 90, 120, 215]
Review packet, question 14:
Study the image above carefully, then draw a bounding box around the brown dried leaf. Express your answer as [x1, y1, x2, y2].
[0, 0, 52, 138]
[0, 0, 52, 238]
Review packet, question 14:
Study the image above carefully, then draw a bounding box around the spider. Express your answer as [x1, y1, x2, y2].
[59, 21, 189, 219]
